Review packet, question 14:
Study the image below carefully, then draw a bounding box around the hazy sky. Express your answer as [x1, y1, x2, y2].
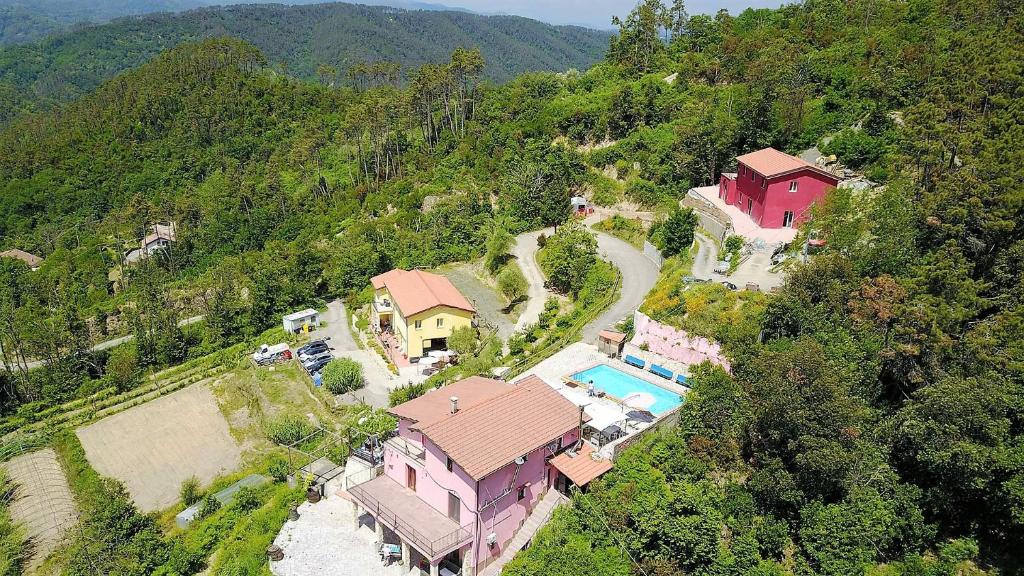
[433, 0, 788, 28]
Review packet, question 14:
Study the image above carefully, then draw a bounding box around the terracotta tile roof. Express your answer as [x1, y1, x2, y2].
[369, 269, 475, 316]
[549, 443, 613, 486]
[598, 330, 626, 343]
[419, 375, 583, 480]
[143, 223, 176, 246]
[0, 249, 42, 268]
[389, 376, 510, 429]
[736, 147, 839, 181]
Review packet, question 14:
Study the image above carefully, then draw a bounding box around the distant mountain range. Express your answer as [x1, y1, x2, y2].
[0, 0, 479, 45]
[0, 2, 610, 124]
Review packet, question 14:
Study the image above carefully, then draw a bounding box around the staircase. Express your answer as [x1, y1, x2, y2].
[479, 489, 568, 576]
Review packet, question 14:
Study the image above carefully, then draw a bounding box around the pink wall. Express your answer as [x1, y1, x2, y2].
[719, 174, 736, 204]
[729, 162, 838, 228]
[382, 419, 580, 568]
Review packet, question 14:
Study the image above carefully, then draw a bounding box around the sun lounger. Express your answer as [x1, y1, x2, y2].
[624, 355, 645, 369]
[649, 364, 672, 379]
[675, 374, 689, 385]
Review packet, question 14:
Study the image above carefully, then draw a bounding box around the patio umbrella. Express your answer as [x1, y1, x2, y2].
[626, 410, 656, 423]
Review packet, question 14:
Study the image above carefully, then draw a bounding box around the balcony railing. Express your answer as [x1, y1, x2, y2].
[350, 482, 472, 559]
[386, 435, 426, 463]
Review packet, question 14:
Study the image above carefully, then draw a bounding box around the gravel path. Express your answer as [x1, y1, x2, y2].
[441, 266, 515, 341]
[511, 228, 555, 331]
[692, 232, 717, 279]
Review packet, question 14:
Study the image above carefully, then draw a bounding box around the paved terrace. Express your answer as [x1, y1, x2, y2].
[349, 474, 472, 561]
[689, 185, 798, 244]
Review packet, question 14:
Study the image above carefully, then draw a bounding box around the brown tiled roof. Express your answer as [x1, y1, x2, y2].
[369, 269, 475, 316]
[0, 249, 42, 267]
[419, 375, 583, 480]
[598, 330, 626, 343]
[389, 376, 509, 429]
[142, 223, 176, 246]
[549, 443, 613, 486]
[736, 147, 839, 181]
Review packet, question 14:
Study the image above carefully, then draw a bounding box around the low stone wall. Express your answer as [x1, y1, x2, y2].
[682, 193, 732, 244]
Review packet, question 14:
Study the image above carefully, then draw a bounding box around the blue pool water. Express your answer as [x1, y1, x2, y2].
[573, 364, 683, 415]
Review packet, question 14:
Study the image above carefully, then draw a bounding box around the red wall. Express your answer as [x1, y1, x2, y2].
[724, 163, 837, 228]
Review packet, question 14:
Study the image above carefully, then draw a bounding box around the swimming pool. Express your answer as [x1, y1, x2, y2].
[572, 364, 683, 415]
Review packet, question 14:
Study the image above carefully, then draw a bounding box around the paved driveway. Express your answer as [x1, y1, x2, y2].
[582, 231, 660, 343]
[311, 300, 399, 409]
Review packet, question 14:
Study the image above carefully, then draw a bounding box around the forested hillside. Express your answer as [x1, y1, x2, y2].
[0, 0, 1021, 574]
[0, 1, 609, 123]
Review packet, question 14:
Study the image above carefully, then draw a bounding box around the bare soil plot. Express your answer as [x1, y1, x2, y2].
[76, 384, 242, 512]
[2, 448, 78, 570]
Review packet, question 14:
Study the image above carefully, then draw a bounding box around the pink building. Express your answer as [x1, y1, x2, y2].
[348, 376, 610, 575]
[718, 147, 840, 229]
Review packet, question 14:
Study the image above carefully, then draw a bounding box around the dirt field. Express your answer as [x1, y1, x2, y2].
[76, 384, 242, 512]
[2, 448, 78, 570]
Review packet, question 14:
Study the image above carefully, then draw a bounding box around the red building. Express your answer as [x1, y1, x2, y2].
[719, 147, 840, 229]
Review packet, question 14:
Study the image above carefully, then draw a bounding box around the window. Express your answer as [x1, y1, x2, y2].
[448, 493, 461, 522]
[789, 180, 798, 193]
[436, 317, 444, 328]
[406, 465, 417, 491]
[762, 178, 767, 190]
[747, 199, 753, 215]
[783, 211, 795, 228]
[414, 320, 422, 329]
[517, 486, 528, 501]
[446, 456, 453, 472]
[750, 170, 755, 181]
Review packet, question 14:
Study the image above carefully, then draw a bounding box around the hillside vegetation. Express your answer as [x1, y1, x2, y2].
[0, 1, 609, 123]
[0, 0, 1021, 574]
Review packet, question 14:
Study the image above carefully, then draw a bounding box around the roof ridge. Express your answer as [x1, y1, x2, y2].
[418, 382, 532, 434]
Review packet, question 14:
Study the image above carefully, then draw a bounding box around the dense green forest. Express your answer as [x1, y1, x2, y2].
[0, 0, 1021, 573]
[0, 1, 609, 123]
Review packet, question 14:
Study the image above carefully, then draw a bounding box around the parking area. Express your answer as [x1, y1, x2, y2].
[76, 383, 242, 512]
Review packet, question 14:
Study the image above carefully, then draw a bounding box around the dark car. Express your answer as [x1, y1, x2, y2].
[721, 281, 739, 291]
[298, 341, 329, 358]
[305, 357, 332, 374]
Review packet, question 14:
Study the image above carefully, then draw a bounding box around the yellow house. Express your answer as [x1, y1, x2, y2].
[370, 269, 475, 359]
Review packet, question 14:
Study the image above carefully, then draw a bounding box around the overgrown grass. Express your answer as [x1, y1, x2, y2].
[593, 215, 647, 248]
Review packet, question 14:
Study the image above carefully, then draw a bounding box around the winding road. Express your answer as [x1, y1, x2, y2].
[512, 218, 661, 344]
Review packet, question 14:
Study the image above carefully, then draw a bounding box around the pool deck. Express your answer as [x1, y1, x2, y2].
[517, 342, 689, 397]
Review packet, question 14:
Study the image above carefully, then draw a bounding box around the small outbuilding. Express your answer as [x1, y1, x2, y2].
[597, 329, 627, 357]
[283, 309, 320, 333]
[0, 249, 43, 271]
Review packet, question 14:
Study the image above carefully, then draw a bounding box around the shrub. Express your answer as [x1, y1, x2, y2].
[538, 221, 598, 297]
[321, 358, 363, 394]
[661, 207, 699, 257]
[197, 495, 221, 519]
[180, 476, 202, 506]
[265, 414, 315, 446]
[267, 457, 290, 482]
[106, 345, 141, 393]
[497, 266, 528, 303]
[725, 235, 744, 253]
[448, 326, 478, 356]
[232, 486, 261, 512]
[389, 382, 432, 406]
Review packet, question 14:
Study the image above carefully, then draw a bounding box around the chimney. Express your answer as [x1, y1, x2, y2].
[450, 396, 459, 414]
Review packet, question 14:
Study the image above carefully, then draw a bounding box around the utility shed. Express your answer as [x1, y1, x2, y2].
[283, 308, 320, 333]
[597, 329, 627, 357]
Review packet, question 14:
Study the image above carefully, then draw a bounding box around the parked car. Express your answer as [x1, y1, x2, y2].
[301, 351, 332, 368]
[305, 357, 332, 375]
[771, 252, 788, 265]
[298, 340, 329, 358]
[713, 260, 730, 274]
[721, 281, 739, 290]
